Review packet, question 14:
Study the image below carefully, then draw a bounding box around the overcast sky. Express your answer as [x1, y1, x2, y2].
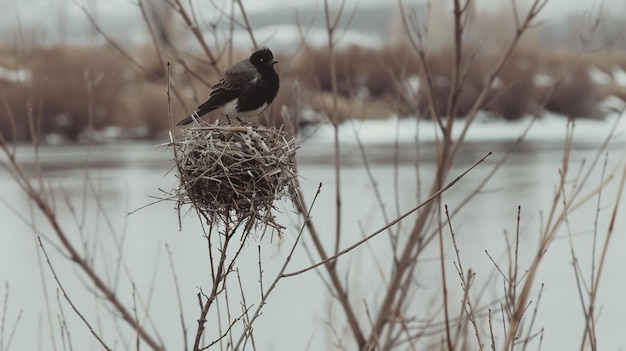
[0, 0, 621, 44]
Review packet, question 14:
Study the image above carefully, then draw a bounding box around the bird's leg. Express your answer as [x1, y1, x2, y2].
[225, 115, 233, 124]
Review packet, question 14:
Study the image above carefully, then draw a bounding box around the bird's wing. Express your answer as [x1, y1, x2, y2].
[195, 62, 259, 115]
[218, 60, 259, 91]
[194, 79, 236, 115]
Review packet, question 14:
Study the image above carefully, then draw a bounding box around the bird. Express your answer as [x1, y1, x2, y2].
[176, 47, 280, 126]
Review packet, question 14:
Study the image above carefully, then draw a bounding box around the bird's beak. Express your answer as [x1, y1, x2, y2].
[270, 59, 278, 65]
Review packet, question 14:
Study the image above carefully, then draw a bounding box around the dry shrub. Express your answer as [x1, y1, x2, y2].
[310, 91, 394, 121]
[538, 49, 602, 117]
[1, 44, 262, 142]
[579, 50, 626, 71]
[28, 45, 132, 140]
[291, 45, 418, 98]
[267, 78, 395, 128]
[357, 45, 421, 98]
[291, 46, 356, 96]
[116, 81, 169, 137]
[414, 46, 488, 118]
[486, 50, 539, 120]
[602, 84, 626, 102]
[172, 121, 299, 235]
[0, 80, 29, 140]
[4, 40, 621, 142]
[411, 47, 612, 120]
[543, 63, 603, 118]
[286, 45, 417, 123]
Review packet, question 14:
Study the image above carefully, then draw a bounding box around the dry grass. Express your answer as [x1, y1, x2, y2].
[0, 41, 625, 141]
[288, 44, 618, 123]
[171, 121, 299, 235]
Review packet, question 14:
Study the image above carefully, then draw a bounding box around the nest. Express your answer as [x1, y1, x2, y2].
[171, 121, 299, 236]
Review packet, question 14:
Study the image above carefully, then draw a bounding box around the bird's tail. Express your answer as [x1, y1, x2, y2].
[175, 112, 199, 126]
[176, 104, 219, 126]
[176, 113, 196, 126]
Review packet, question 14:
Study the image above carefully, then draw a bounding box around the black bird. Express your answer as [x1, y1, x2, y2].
[176, 47, 280, 125]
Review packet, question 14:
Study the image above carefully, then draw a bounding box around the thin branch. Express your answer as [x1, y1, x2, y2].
[165, 244, 188, 351]
[74, 2, 151, 75]
[37, 237, 113, 351]
[285, 152, 491, 278]
[231, 183, 322, 350]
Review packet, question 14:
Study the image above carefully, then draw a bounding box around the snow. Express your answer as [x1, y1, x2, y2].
[589, 66, 612, 85]
[533, 73, 554, 87]
[305, 111, 626, 146]
[613, 66, 626, 87]
[227, 24, 382, 50]
[589, 66, 626, 87]
[0, 66, 30, 82]
[599, 95, 626, 114]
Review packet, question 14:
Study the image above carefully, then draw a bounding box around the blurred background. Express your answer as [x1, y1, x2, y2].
[1, 0, 626, 141]
[1, 1, 625, 351]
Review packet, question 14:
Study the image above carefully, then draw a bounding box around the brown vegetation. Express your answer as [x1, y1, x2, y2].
[1, 40, 625, 141]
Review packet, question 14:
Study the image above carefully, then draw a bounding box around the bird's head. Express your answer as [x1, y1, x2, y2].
[250, 47, 278, 68]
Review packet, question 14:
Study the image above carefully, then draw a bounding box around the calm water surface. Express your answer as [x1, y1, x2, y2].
[1, 137, 625, 350]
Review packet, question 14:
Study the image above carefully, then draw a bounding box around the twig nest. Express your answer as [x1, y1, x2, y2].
[172, 121, 298, 236]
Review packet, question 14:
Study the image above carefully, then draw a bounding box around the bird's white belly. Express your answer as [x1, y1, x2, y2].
[221, 99, 268, 119]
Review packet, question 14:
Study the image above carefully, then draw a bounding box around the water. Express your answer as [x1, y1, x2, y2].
[1, 126, 625, 350]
